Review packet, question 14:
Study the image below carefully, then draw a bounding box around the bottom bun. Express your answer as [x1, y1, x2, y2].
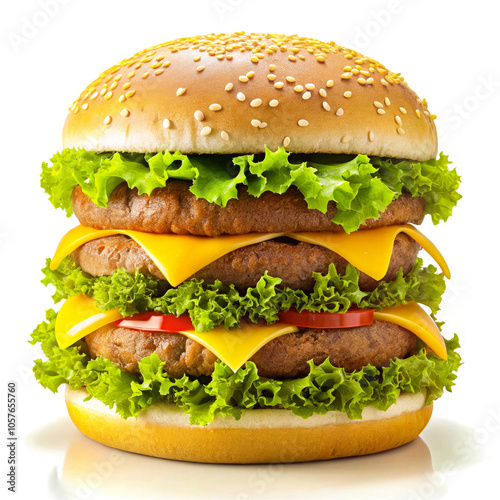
[65, 386, 432, 464]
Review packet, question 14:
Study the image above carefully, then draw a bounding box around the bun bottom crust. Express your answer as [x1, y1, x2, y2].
[65, 387, 432, 463]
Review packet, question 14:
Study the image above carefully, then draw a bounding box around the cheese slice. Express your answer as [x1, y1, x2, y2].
[289, 225, 450, 281]
[55, 294, 122, 349]
[51, 224, 449, 286]
[374, 302, 447, 360]
[55, 296, 446, 373]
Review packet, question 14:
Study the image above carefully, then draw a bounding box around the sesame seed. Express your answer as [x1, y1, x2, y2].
[118, 95, 126, 103]
[162, 61, 171, 67]
[373, 101, 383, 108]
[385, 97, 391, 106]
[319, 88, 327, 97]
[351, 68, 360, 75]
[298, 119, 309, 127]
[209, 103, 222, 111]
[103, 116, 112, 125]
[193, 55, 201, 62]
[81, 103, 88, 110]
[100, 88, 107, 96]
[336, 108, 344, 116]
[163, 119, 170, 128]
[283, 136, 291, 147]
[366, 77, 374, 84]
[259, 122, 268, 128]
[176, 88, 186, 96]
[341, 73, 352, 79]
[395, 115, 402, 126]
[221, 131, 229, 141]
[155, 69, 164, 75]
[416, 109, 421, 118]
[194, 110, 205, 121]
[316, 56, 326, 62]
[250, 56, 259, 63]
[128, 71, 135, 78]
[294, 85, 304, 92]
[237, 92, 246, 101]
[120, 109, 130, 117]
[397, 127, 405, 135]
[322, 102, 331, 111]
[399, 107, 407, 114]
[142, 72, 149, 79]
[225, 83, 233, 91]
[197, 66, 205, 72]
[269, 99, 279, 107]
[274, 82, 284, 89]
[288, 55, 297, 62]
[125, 90, 135, 98]
[251, 119, 261, 128]
[109, 81, 118, 90]
[302, 92, 311, 100]
[200, 126, 212, 136]
[357, 78, 366, 85]
[343, 66, 352, 72]
[305, 83, 315, 90]
[104, 91, 113, 100]
[326, 80, 334, 87]
[123, 82, 131, 90]
[90, 92, 98, 100]
[377, 109, 386, 115]
[269, 64, 276, 71]
[239, 75, 249, 82]
[246, 71, 255, 78]
[251, 99, 263, 107]
[360, 69, 370, 77]
[286, 76, 296, 83]
[369, 131, 375, 142]
[341, 135, 351, 143]
[267, 74, 277, 81]
[344, 91, 352, 98]
[381, 79, 388, 86]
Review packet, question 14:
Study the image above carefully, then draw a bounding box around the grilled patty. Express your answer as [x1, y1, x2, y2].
[85, 321, 417, 379]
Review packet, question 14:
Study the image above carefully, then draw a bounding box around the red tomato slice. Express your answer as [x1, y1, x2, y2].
[277, 308, 374, 329]
[114, 311, 193, 332]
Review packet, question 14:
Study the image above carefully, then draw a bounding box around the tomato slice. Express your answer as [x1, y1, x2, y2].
[114, 311, 193, 332]
[277, 308, 374, 329]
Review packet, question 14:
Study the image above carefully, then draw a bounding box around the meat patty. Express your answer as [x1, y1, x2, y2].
[72, 181, 425, 236]
[72, 233, 420, 291]
[85, 321, 417, 379]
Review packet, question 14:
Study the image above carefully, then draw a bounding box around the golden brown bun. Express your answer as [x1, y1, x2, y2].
[65, 386, 432, 464]
[63, 33, 437, 161]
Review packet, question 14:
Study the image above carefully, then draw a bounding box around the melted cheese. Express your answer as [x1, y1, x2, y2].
[55, 295, 122, 350]
[55, 296, 446, 373]
[374, 302, 447, 360]
[51, 224, 449, 286]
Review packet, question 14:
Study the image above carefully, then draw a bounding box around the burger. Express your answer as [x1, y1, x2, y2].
[31, 32, 462, 463]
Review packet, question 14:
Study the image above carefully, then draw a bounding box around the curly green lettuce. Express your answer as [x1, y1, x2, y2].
[29, 308, 461, 425]
[41, 256, 446, 332]
[41, 147, 461, 233]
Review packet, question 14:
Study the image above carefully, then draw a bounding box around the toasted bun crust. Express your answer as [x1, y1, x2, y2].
[65, 386, 432, 463]
[63, 33, 437, 161]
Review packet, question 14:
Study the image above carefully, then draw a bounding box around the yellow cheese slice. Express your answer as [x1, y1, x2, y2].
[374, 302, 447, 360]
[51, 224, 449, 286]
[55, 295, 122, 350]
[55, 296, 446, 372]
[289, 225, 450, 281]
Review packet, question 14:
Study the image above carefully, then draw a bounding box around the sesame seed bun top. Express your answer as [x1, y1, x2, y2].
[63, 32, 437, 161]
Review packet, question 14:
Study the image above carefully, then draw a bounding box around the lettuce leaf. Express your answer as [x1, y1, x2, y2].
[41, 257, 446, 332]
[29, 309, 461, 425]
[41, 147, 460, 233]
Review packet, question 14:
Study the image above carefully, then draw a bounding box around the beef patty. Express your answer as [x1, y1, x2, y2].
[85, 321, 417, 379]
[72, 233, 420, 291]
[72, 181, 425, 236]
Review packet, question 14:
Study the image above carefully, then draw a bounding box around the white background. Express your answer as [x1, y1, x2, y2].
[2, 1, 499, 499]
